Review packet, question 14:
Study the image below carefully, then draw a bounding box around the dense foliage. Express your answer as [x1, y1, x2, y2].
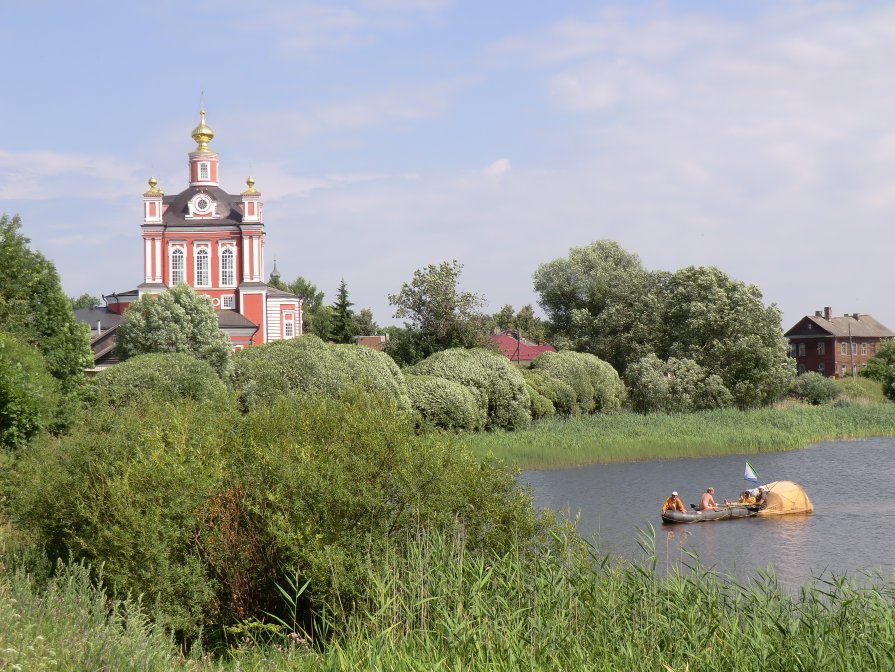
[405, 373, 486, 431]
[522, 369, 577, 416]
[0, 332, 61, 450]
[0, 214, 92, 395]
[89, 352, 229, 408]
[231, 335, 410, 411]
[407, 348, 531, 431]
[386, 260, 488, 366]
[788, 371, 841, 406]
[860, 340, 895, 383]
[626, 353, 733, 413]
[115, 284, 232, 378]
[529, 350, 625, 414]
[534, 240, 795, 408]
[4, 393, 540, 642]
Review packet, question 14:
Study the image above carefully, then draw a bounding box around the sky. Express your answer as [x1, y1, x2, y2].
[1, 0, 894, 331]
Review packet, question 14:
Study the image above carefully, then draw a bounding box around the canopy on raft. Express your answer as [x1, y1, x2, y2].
[756, 480, 813, 516]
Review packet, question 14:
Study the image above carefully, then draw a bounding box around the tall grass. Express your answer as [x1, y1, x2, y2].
[461, 402, 895, 470]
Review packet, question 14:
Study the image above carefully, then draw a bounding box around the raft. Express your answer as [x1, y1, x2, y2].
[661, 504, 757, 524]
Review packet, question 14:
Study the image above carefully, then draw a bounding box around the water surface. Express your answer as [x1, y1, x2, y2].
[521, 437, 895, 585]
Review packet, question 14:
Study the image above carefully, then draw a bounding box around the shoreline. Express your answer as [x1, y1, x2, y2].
[460, 402, 895, 471]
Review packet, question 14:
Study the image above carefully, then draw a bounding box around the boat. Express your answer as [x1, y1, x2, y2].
[661, 504, 757, 524]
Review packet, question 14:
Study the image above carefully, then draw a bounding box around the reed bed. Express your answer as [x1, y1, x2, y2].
[5, 528, 895, 671]
[461, 403, 895, 470]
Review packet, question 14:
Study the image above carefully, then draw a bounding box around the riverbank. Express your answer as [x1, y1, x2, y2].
[461, 401, 895, 470]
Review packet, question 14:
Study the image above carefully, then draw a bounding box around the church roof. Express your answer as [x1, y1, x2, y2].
[163, 186, 245, 227]
[217, 310, 258, 328]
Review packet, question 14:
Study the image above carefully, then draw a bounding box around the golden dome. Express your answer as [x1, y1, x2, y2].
[191, 110, 215, 151]
[143, 176, 163, 196]
[242, 176, 258, 194]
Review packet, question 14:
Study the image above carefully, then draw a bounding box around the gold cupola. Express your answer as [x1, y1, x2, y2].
[191, 110, 215, 152]
[243, 176, 258, 194]
[143, 176, 163, 196]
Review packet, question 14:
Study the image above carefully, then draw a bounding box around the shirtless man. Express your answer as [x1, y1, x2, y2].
[698, 487, 719, 511]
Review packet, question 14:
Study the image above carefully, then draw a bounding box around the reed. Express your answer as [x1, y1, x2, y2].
[460, 402, 895, 470]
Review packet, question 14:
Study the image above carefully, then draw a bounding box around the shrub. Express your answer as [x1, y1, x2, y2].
[0, 332, 61, 449]
[530, 351, 625, 414]
[860, 341, 895, 382]
[407, 348, 531, 431]
[5, 393, 540, 643]
[89, 352, 229, 409]
[525, 382, 555, 420]
[625, 354, 733, 413]
[231, 335, 411, 412]
[523, 370, 577, 416]
[788, 372, 841, 406]
[405, 374, 486, 431]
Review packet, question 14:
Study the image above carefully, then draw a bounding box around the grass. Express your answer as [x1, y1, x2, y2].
[460, 401, 895, 470]
[5, 527, 895, 671]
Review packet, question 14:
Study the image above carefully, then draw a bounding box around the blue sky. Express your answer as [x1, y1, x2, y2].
[2, 1, 894, 330]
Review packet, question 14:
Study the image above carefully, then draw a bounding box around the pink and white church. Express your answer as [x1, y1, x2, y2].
[84, 111, 303, 363]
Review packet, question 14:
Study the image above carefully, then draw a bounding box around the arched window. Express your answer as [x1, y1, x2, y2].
[195, 248, 210, 287]
[170, 248, 185, 285]
[220, 247, 235, 286]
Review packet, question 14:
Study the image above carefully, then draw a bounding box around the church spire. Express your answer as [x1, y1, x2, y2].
[191, 110, 215, 152]
[188, 110, 220, 187]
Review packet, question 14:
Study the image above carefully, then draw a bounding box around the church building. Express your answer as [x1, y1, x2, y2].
[96, 111, 303, 356]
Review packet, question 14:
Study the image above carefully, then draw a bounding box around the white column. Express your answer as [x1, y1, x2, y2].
[154, 238, 162, 282]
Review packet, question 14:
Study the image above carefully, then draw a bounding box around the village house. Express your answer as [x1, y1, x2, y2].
[784, 307, 894, 378]
[490, 330, 556, 365]
[78, 111, 303, 370]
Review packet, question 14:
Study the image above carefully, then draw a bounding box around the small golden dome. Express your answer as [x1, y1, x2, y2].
[191, 110, 215, 151]
[144, 176, 163, 196]
[243, 176, 258, 194]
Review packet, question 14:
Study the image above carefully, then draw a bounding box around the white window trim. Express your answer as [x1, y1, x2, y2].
[199, 162, 210, 181]
[194, 244, 211, 288]
[222, 294, 236, 309]
[219, 243, 236, 288]
[169, 244, 186, 285]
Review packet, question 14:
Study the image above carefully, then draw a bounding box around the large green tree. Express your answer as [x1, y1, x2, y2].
[69, 293, 101, 310]
[533, 240, 658, 373]
[115, 284, 232, 377]
[491, 304, 547, 343]
[0, 214, 93, 395]
[0, 332, 62, 450]
[654, 266, 794, 408]
[386, 260, 488, 366]
[860, 341, 895, 383]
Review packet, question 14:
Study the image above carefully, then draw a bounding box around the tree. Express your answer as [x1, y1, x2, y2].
[490, 304, 548, 343]
[69, 293, 101, 310]
[655, 266, 794, 408]
[0, 214, 93, 395]
[351, 308, 379, 336]
[275, 275, 333, 340]
[533, 240, 659, 374]
[329, 278, 355, 344]
[860, 341, 895, 382]
[0, 332, 61, 450]
[115, 284, 232, 377]
[386, 260, 488, 366]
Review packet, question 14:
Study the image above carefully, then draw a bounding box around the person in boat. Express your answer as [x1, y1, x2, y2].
[662, 491, 686, 513]
[698, 487, 720, 511]
[738, 490, 757, 505]
[754, 485, 769, 506]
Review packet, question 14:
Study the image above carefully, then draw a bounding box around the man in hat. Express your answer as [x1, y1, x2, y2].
[662, 491, 686, 513]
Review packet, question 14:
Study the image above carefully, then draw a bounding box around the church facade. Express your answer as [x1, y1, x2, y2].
[101, 111, 303, 350]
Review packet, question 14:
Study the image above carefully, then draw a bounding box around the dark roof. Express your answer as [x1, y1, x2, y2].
[785, 314, 895, 339]
[74, 306, 124, 331]
[216, 310, 258, 329]
[267, 286, 302, 299]
[163, 186, 244, 227]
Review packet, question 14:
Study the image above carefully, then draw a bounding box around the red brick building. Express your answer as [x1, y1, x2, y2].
[784, 307, 894, 378]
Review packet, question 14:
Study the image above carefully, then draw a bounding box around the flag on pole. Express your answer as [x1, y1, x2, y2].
[744, 462, 759, 484]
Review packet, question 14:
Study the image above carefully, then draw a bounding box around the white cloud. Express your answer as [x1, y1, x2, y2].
[0, 150, 139, 200]
[483, 158, 511, 179]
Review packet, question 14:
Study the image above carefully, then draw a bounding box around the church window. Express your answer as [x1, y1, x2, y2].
[199, 162, 210, 181]
[170, 248, 185, 285]
[283, 311, 295, 338]
[195, 248, 210, 286]
[222, 295, 235, 309]
[220, 247, 235, 286]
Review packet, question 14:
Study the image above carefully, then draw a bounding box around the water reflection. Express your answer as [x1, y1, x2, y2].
[521, 437, 895, 586]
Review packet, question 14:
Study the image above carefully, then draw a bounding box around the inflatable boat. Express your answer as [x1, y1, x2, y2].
[661, 504, 757, 524]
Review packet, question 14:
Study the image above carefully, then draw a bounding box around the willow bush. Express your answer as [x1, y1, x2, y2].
[88, 352, 229, 409]
[529, 350, 625, 414]
[231, 335, 411, 412]
[522, 369, 576, 416]
[407, 348, 531, 431]
[405, 373, 486, 431]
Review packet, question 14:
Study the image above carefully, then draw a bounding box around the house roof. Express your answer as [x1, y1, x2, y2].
[490, 331, 557, 362]
[163, 186, 244, 227]
[267, 286, 302, 300]
[216, 309, 258, 329]
[74, 306, 123, 331]
[785, 313, 895, 340]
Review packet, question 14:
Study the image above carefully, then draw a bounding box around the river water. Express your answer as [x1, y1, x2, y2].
[521, 437, 895, 586]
